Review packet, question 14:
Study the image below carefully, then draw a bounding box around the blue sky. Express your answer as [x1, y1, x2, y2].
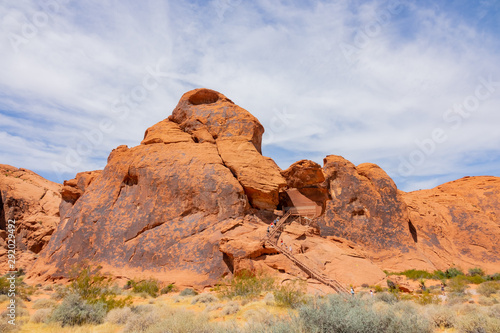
[0, 0, 499, 192]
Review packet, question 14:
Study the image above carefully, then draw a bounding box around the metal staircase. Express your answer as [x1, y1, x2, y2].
[263, 211, 348, 294]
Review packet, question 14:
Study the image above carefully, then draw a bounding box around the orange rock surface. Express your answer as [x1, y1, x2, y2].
[15, 88, 499, 289]
[403, 176, 500, 273]
[0, 165, 61, 273]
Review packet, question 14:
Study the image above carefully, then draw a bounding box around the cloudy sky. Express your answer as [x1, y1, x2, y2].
[1, 0, 499, 192]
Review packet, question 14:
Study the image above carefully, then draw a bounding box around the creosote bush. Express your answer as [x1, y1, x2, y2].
[127, 278, 160, 298]
[273, 279, 306, 308]
[68, 265, 132, 310]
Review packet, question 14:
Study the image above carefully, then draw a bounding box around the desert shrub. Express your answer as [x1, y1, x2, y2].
[216, 270, 275, 300]
[488, 304, 500, 318]
[457, 311, 500, 333]
[387, 279, 397, 291]
[477, 281, 500, 297]
[273, 280, 306, 309]
[160, 283, 177, 294]
[264, 292, 275, 305]
[478, 297, 497, 306]
[463, 275, 487, 284]
[426, 305, 456, 329]
[32, 298, 57, 309]
[0, 321, 19, 333]
[123, 311, 161, 333]
[372, 285, 384, 293]
[468, 268, 485, 277]
[127, 278, 160, 298]
[132, 303, 156, 314]
[144, 309, 215, 333]
[448, 292, 468, 305]
[30, 308, 53, 324]
[51, 284, 70, 300]
[0, 294, 9, 303]
[0, 274, 35, 300]
[69, 265, 131, 310]
[179, 288, 198, 296]
[487, 273, 500, 281]
[397, 269, 435, 280]
[417, 290, 440, 305]
[375, 292, 398, 304]
[449, 276, 469, 293]
[191, 293, 218, 304]
[106, 306, 132, 325]
[446, 267, 465, 278]
[221, 301, 240, 316]
[49, 293, 106, 326]
[299, 295, 432, 333]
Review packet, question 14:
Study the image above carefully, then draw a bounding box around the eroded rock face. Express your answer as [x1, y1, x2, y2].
[60, 170, 102, 218]
[280, 160, 330, 211]
[403, 176, 500, 273]
[316, 156, 414, 259]
[30, 89, 284, 286]
[170, 89, 286, 211]
[0, 165, 61, 273]
[25, 89, 500, 288]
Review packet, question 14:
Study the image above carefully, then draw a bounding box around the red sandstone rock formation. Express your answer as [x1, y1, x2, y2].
[23, 88, 500, 288]
[0, 165, 61, 273]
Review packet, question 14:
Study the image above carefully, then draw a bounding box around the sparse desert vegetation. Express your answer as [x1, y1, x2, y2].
[0, 267, 498, 332]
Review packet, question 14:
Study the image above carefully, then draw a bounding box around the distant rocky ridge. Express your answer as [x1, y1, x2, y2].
[1, 88, 498, 291]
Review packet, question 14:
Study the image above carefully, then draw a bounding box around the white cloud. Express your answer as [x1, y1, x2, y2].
[0, 0, 498, 190]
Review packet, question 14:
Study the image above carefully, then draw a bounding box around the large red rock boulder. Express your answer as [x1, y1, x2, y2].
[30, 89, 284, 287]
[315, 156, 416, 265]
[0, 165, 61, 273]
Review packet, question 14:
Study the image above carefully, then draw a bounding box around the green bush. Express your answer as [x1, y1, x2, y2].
[477, 281, 500, 297]
[487, 273, 500, 281]
[216, 270, 275, 300]
[445, 267, 465, 278]
[468, 268, 485, 277]
[179, 288, 198, 297]
[69, 265, 131, 310]
[416, 290, 440, 305]
[396, 269, 435, 280]
[127, 279, 160, 298]
[448, 276, 469, 293]
[273, 280, 306, 309]
[49, 293, 106, 327]
[160, 283, 177, 294]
